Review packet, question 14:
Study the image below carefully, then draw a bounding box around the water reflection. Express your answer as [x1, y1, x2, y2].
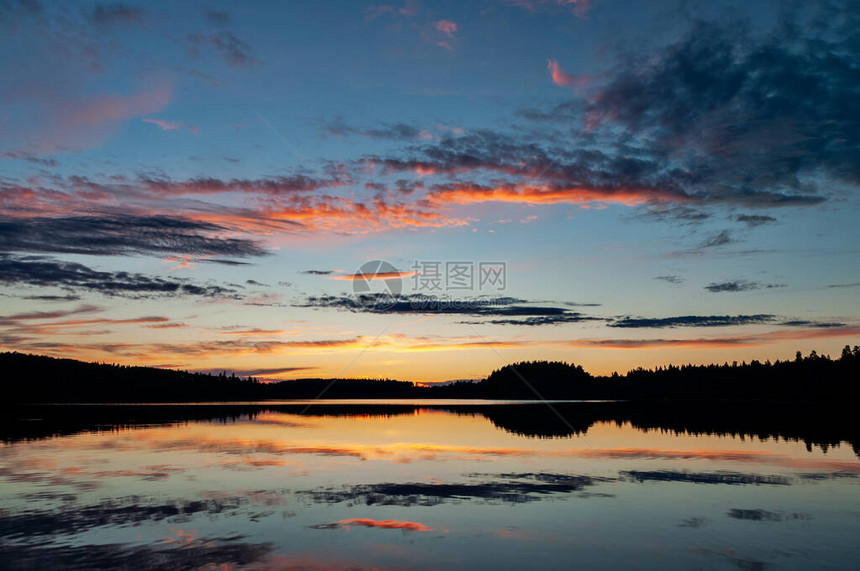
[1, 402, 858, 569]
[4, 401, 859, 455]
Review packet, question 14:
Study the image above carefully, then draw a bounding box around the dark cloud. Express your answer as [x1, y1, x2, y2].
[205, 10, 231, 25]
[736, 214, 777, 227]
[640, 205, 711, 223]
[611, 314, 775, 329]
[654, 275, 683, 285]
[300, 270, 336, 275]
[468, 314, 598, 326]
[0, 215, 268, 259]
[322, 120, 428, 141]
[91, 3, 146, 26]
[296, 294, 597, 325]
[366, 7, 857, 213]
[698, 230, 735, 249]
[0, 0, 43, 20]
[199, 259, 253, 266]
[19, 294, 82, 301]
[187, 31, 258, 67]
[0, 255, 239, 298]
[779, 320, 846, 328]
[396, 179, 423, 194]
[581, 12, 859, 202]
[0, 303, 101, 322]
[0, 151, 59, 166]
[704, 280, 762, 293]
[827, 282, 860, 289]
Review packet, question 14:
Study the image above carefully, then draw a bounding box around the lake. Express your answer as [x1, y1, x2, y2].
[1, 401, 859, 570]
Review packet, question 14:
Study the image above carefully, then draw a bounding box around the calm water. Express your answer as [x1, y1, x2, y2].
[1, 401, 859, 570]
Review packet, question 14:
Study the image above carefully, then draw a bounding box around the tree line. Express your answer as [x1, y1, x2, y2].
[2, 345, 859, 403]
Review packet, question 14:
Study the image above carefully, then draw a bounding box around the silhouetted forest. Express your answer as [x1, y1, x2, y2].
[2, 346, 859, 403]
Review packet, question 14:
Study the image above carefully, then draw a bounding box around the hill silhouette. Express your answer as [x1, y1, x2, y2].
[1, 345, 859, 403]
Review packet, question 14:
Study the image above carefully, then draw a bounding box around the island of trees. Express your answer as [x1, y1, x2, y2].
[2, 346, 859, 403]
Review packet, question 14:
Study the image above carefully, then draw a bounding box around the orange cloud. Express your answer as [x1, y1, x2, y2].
[429, 182, 688, 207]
[338, 518, 433, 531]
[329, 271, 417, 281]
[547, 59, 588, 87]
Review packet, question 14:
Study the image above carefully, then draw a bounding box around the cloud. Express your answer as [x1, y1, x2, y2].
[508, 0, 591, 19]
[547, 59, 588, 87]
[141, 118, 201, 135]
[435, 20, 457, 38]
[296, 294, 597, 325]
[0, 215, 268, 258]
[580, 15, 859, 202]
[20, 294, 82, 302]
[199, 259, 253, 266]
[654, 275, 683, 285]
[91, 3, 146, 26]
[328, 270, 416, 281]
[827, 282, 860, 289]
[321, 119, 436, 141]
[205, 10, 231, 25]
[0, 254, 239, 298]
[778, 320, 846, 329]
[3, 334, 371, 360]
[0, 304, 102, 326]
[427, 182, 689, 207]
[698, 230, 735, 249]
[610, 315, 775, 329]
[0, 174, 474, 234]
[187, 31, 258, 67]
[300, 270, 336, 275]
[704, 280, 772, 293]
[5, 83, 172, 156]
[0, 151, 59, 166]
[566, 325, 860, 350]
[736, 214, 777, 227]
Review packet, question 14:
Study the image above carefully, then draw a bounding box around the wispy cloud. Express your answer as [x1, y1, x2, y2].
[736, 214, 777, 227]
[0, 255, 240, 299]
[610, 315, 775, 329]
[704, 280, 785, 293]
[187, 31, 258, 67]
[0, 215, 268, 259]
[91, 3, 147, 26]
[654, 275, 684, 285]
[141, 118, 201, 136]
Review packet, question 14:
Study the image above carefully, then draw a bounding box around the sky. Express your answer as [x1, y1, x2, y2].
[1, 0, 859, 383]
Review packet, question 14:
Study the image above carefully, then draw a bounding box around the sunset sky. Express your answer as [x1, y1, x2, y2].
[1, 0, 858, 382]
